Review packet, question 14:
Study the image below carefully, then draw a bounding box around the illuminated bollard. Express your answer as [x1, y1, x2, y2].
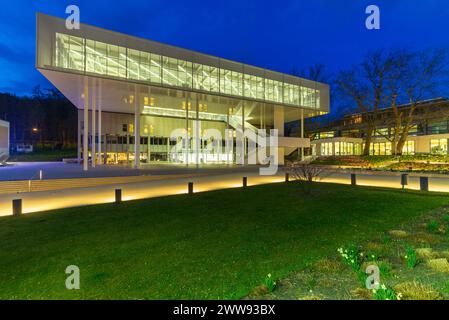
[188, 182, 194, 194]
[285, 173, 290, 182]
[420, 177, 429, 192]
[401, 173, 408, 190]
[243, 176, 248, 188]
[115, 189, 122, 204]
[351, 173, 357, 186]
[12, 199, 22, 216]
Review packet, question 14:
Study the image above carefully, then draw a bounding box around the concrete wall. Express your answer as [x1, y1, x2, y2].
[0, 120, 10, 157]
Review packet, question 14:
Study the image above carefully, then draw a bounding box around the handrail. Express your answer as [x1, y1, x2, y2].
[27, 170, 43, 192]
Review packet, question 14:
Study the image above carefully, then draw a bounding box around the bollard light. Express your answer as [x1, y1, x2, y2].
[401, 173, 408, 190]
[115, 189, 122, 204]
[243, 176, 248, 188]
[351, 173, 357, 186]
[285, 173, 290, 182]
[420, 177, 429, 192]
[188, 182, 194, 194]
[12, 199, 22, 216]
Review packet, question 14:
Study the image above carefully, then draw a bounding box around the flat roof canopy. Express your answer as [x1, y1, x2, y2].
[40, 69, 320, 124]
[36, 13, 330, 117]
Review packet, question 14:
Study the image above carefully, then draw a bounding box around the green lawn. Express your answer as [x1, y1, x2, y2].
[8, 149, 77, 162]
[0, 182, 448, 299]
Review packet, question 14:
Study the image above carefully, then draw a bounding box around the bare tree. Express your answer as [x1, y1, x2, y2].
[287, 162, 326, 182]
[292, 63, 329, 83]
[335, 50, 395, 155]
[387, 48, 448, 155]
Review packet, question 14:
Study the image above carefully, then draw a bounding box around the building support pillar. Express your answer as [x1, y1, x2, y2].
[242, 101, 245, 165]
[92, 80, 96, 168]
[134, 86, 140, 169]
[83, 77, 89, 171]
[77, 110, 81, 163]
[98, 80, 102, 165]
[185, 96, 189, 167]
[195, 95, 200, 169]
[274, 105, 285, 166]
[300, 108, 304, 161]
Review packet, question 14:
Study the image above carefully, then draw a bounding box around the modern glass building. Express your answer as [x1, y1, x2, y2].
[36, 13, 330, 170]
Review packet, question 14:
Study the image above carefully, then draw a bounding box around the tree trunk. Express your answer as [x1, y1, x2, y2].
[396, 126, 411, 155]
[363, 124, 374, 156]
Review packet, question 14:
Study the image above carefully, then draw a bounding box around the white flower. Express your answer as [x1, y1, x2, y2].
[267, 273, 271, 278]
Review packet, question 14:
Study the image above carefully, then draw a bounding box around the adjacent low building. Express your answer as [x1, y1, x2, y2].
[308, 98, 449, 156]
[0, 119, 9, 158]
[36, 13, 330, 170]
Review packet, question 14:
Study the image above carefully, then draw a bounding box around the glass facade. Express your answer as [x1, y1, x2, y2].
[106, 88, 277, 165]
[430, 138, 448, 154]
[370, 142, 392, 155]
[54, 33, 321, 109]
[402, 141, 415, 155]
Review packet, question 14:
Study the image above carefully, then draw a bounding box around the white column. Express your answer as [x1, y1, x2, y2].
[91, 80, 96, 168]
[242, 101, 245, 165]
[185, 96, 189, 166]
[83, 77, 89, 171]
[274, 105, 285, 165]
[301, 108, 304, 161]
[77, 110, 81, 163]
[195, 95, 200, 168]
[134, 86, 140, 169]
[98, 80, 102, 165]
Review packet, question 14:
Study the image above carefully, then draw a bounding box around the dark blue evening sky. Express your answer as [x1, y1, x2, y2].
[1, 0, 448, 99]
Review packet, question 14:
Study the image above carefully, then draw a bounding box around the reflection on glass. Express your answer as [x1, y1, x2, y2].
[54, 32, 322, 109]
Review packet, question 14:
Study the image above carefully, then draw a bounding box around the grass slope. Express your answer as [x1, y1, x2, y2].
[8, 149, 77, 162]
[0, 182, 447, 299]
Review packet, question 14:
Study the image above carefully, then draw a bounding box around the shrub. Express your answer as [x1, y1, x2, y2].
[337, 245, 362, 271]
[264, 274, 276, 293]
[287, 163, 327, 182]
[405, 247, 419, 269]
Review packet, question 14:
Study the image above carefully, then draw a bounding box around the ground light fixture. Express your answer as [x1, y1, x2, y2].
[115, 189, 122, 204]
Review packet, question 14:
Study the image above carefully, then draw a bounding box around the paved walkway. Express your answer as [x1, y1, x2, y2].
[2, 164, 449, 217]
[0, 162, 260, 181]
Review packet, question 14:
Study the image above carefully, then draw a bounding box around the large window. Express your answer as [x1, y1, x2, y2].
[428, 121, 448, 135]
[55, 33, 85, 71]
[335, 142, 355, 156]
[430, 139, 448, 154]
[321, 142, 333, 156]
[370, 142, 392, 155]
[402, 141, 415, 155]
[54, 32, 322, 108]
